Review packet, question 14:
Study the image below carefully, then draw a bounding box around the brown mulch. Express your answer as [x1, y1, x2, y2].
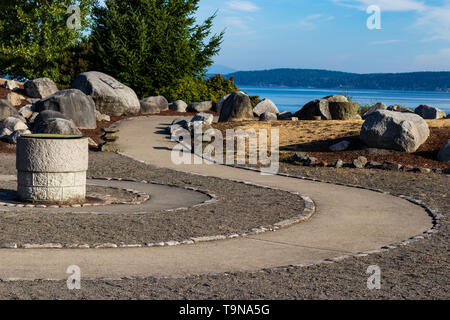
[285, 128, 450, 169]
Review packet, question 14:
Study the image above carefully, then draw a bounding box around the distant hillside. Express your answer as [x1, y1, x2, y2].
[228, 69, 450, 92]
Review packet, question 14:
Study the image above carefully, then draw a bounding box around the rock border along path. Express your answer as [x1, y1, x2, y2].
[0, 116, 435, 281]
[0, 176, 315, 250]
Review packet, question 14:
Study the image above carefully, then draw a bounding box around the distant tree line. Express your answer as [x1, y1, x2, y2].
[229, 69, 450, 92]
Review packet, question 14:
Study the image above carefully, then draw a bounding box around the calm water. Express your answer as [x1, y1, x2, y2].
[239, 86, 450, 115]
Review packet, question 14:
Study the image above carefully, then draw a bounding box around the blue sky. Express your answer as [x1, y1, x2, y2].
[196, 0, 450, 73]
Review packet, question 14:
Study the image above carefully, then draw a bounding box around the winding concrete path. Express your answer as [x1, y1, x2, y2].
[0, 116, 432, 280]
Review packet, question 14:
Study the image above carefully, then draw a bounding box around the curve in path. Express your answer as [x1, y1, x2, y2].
[0, 116, 433, 280]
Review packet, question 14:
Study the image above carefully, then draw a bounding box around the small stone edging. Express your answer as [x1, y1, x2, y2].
[115, 126, 440, 277]
[0, 175, 314, 250]
[0, 184, 150, 208]
[128, 130, 441, 276]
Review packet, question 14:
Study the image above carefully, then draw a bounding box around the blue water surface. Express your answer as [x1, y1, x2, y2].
[239, 86, 450, 115]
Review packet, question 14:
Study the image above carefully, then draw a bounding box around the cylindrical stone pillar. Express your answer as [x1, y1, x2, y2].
[16, 135, 88, 204]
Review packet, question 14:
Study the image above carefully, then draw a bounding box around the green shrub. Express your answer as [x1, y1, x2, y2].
[248, 95, 262, 108]
[157, 74, 238, 104]
[358, 104, 371, 116]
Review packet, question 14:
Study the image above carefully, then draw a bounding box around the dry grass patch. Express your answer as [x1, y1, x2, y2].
[213, 119, 450, 148]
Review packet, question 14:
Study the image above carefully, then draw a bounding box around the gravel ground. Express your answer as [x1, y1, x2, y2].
[0, 153, 303, 246]
[0, 160, 447, 300]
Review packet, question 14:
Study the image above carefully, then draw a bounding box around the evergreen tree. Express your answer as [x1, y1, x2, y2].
[90, 0, 224, 98]
[0, 0, 94, 83]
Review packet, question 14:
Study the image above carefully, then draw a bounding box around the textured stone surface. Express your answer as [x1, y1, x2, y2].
[415, 104, 446, 119]
[0, 99, 20, 121]
[259, 112, 277, 121]
[360, 110, 430, 152]
[277, 111, 293, 120]
[362, 102, 387, 119]
[140, 96, 168, 114]
[328, 102, 359, 120]
[169, 100, 188, 112]
[253, 98, 279, 116]
[3, 80, 19, 91]
[438, 139, 450, 162]
[187, 101, 215, 113]
[218, 92, 254, 122]
[387, 105, 414, 113]
[294, 99, 331, 120]
[32, 110, 67, 128]
[24, 78, 58, 99]
[18, 105, 33, 119]
[16, 137, 88, 203]
[34, 118, 81, 135]
[6, 92, 22, 107]
[17, 137, 88, 172]
[71, 71, 140, 116]
[329, 140, 350, 152]
[191, 113, 214, 126]
[215, 94, 231, 113]
[139, 100, 160, 115]
[323, 95, 348, 103]
[0, 117, 29, 132]
[34, 89, 96, 129]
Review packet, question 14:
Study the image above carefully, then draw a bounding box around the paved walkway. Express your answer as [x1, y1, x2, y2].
[0, 116, 432, 280]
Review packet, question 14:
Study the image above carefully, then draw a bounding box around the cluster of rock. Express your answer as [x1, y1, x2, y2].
[0, 72, 140, 144]
[362, 102, 447, 120]
[168, 112, 215, 143]
[293, 95, 361, 121]
[291, 151, 449, 174]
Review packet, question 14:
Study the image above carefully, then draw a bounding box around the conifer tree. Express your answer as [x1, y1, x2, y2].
[90, 0, 224, 98]
[0, 0, 94, 83]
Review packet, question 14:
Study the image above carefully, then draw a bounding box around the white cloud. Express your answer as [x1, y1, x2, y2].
[370, 39, 400, 45]
[332, 0, 426, 12]
[334, 0, 450, 42]
[415, 6, 450, 41]
[298, 14, 335, 29]
[226, 1, 260, 12]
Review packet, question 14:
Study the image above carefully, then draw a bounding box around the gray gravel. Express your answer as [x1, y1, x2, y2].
[0, 153, 303, 246]
[0, 157, 448, 300]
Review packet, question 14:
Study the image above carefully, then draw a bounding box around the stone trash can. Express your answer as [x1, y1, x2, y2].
[16, 134, 88, 204]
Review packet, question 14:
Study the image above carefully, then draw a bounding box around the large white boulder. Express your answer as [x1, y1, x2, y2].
[34, 89, 97, 129]
[188, 101, 215, 113]
[0, 99, 20, 121]
[141, 96, 169, 114]
[24, 78, 58, 99]
[253, 99, 279, 117]
[169, 100, 188, 112]
[34, 118, 82, 135]
[0, 116, 29, 132]
[71, 71, 140, 116]
[360, 110, 430, 153]
[415, 104, 446, 119]
[218, 92, 254, 122]
[362, 102, 387, 119]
